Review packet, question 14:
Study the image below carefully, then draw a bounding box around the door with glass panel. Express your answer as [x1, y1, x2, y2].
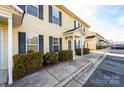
[68, 40, 72, 50]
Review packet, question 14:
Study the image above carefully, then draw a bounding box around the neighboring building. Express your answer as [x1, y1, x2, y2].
[0, 5, 90, 84]
[86, 31, 109, 51]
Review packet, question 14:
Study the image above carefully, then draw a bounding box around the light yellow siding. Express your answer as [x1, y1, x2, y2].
[87, 38, 96, 51]
[0, 5, 89, 69]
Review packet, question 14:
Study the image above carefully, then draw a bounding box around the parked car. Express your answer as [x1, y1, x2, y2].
[111, 44, 124, 49]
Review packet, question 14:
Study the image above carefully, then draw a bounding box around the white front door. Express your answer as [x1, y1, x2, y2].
[0, 30, 3, 69]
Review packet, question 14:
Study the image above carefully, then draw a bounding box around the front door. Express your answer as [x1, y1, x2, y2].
[0, 30, 3, 69]
[68, 40, 72, 50]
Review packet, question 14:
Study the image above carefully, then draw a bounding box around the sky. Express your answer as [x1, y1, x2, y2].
[65, 5, 124, 42]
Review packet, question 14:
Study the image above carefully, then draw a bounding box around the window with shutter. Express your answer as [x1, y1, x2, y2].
[27, 33, 39, 53]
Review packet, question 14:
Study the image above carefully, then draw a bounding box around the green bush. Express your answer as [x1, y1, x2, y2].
[13, 52, 43, 81]
[43, 52, 58, 65]
[75, 48, 82, 56]
[83, 48, 90, 55]
[96, 46, 107, 49]
[58, 50, 73, 61]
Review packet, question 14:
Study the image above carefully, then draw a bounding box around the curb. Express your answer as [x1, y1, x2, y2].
[55, 48, 110, 87]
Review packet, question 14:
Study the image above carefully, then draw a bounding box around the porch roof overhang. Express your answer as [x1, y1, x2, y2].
[0, 5, 24, 26]
[86, 35, 96, 39]
[63, 27, 86, 38]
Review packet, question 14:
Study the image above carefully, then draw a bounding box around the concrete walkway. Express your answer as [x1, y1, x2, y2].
[0, 69, 7, 87]
[9, 48, 109, 87]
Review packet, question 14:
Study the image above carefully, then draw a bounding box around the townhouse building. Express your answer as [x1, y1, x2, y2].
[0, 5, 90, 84]
[86, 31, 109, 51]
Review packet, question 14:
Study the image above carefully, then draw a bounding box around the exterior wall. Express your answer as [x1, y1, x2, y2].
[0, 6, 12, 69]
[0, 5, 89, 69]
[87, 38, 96, 51]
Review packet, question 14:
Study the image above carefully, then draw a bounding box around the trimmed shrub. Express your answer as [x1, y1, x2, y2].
[83, 48, 90, 55]
[58, 50, 73, 61]
[13, 52, 43, 81]
[43, 52, 58, 65]
[96, 46, 108, 50]
[75, 48, 82, 56]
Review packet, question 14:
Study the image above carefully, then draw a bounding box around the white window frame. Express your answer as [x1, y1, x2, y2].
[0, 28, 3, 68]
[53, 38, 60, 52]
[25, 5, 39, 18]
[26, 33, 39, 53]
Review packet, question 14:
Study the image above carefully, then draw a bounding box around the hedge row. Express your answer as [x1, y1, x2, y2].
[96, 46, 108, 49]
[75, 48, 82, 56]
[43, 52, 58, 65]
[13, 52, 43, 81]
[58, 50, 73, 61]
[13, 50, 73, 80]
[83, 48, 90, 55]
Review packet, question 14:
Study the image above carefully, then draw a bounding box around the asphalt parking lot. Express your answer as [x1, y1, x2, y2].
[84, 49, 124, 87]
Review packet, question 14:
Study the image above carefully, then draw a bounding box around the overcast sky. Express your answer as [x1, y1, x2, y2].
[65, 5, 124, 42]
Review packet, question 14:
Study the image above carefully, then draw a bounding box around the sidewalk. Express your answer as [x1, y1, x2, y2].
[9, 48, 109, 87]
[0, 69, 7, 87]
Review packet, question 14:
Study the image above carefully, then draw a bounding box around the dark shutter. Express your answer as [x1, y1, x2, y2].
[49, 5, 53, 23]
[74, 21, 76, 28]
[18, 32, 26, 54]
[49, 36, 53, 52]
[74, 40, 76, 49]
[39, 35, 44, 53]
[59, 38, 62, 50]
[39, 5, 43, 20]
[18, 5, 25, 12]
[59, 11, 62, 26]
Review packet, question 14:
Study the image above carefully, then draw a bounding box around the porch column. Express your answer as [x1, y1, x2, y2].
[8, 17, 13, 85]
[81, 37, 84, 56]
[72, 35, 75, 60]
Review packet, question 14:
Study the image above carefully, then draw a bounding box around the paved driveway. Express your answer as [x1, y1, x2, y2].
[84, 49, 124, 87]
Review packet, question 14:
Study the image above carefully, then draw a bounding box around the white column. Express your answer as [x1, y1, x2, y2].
[72, 35, 75, 60]
[82, 37, 84, 56]
[8, 17, 13, 85]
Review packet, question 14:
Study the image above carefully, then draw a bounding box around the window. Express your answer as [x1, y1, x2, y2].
[27, 33, 39, 53]
[52, 8, 59, 25]
[53, 38, 59, 52]
[74, 21, 80, 28]
[76, 22, 79, 28]
[78, 23, 80, 28]
[27, 5, 38, 17]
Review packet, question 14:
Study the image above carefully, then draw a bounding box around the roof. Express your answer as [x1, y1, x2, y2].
[86, 35, 96, 39]
[56, 5, 91, 28]
[87, 31, 105, 39]
[64, 27, 80, 34]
